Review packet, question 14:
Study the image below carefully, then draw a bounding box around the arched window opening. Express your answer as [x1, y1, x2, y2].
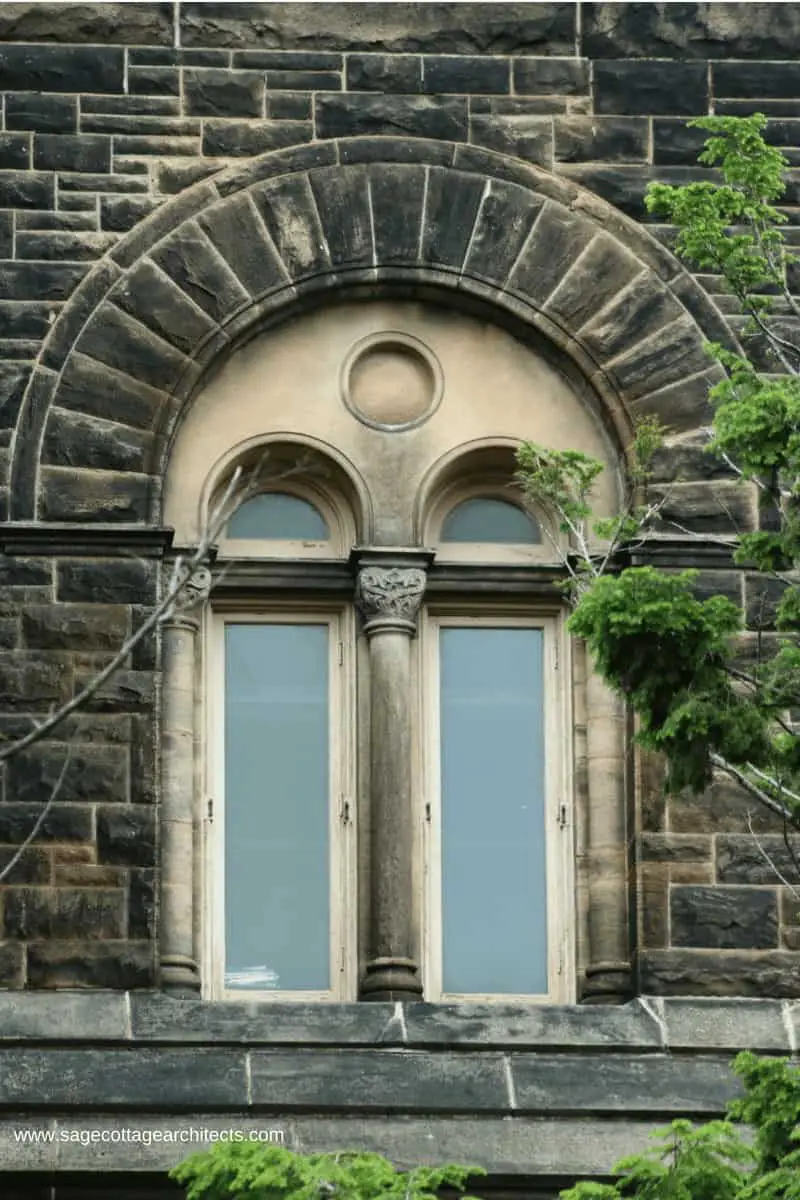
[226, 492, 330, 542]
[441, 496, 540, 545]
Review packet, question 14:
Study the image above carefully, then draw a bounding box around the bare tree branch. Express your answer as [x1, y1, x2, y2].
[746, 812, 800, 900]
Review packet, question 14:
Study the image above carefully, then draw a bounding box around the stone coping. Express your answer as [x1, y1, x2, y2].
[0, 993, 794, 1051]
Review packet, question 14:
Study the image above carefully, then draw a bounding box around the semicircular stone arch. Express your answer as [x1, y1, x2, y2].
[9, 135, 737, 524]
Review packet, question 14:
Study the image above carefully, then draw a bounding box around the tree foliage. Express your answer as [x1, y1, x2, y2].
[516, 113, 800, 831]
[171, 1143, 484, 1200]
[560, 1053, 800, 1200]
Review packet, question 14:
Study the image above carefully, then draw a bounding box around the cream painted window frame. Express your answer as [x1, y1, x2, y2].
[217, 479, 356, 561]
[425, 479, 559, 565]
[419, 605, 575, 1004]
[204, 603, 357, 1003]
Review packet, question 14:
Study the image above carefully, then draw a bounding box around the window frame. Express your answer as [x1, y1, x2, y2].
[419, 604, 574, 1004]
[425, 479, 557, 565]
[204, 601, 357, 1003]
[217, 480, 354, 561]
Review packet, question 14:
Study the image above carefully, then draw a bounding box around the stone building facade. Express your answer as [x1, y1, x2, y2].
[0, 2, 798, 1197]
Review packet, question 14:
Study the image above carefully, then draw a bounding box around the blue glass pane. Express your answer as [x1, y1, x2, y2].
[224, 623, 330, 991]
[441, 498, 539, 544]
[440, 627, 547, 994]
[227, 493, 329, 540]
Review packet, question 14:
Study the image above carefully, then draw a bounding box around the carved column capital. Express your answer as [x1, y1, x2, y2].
[161, 563, 212, 633]
[351, 548, 434, 636]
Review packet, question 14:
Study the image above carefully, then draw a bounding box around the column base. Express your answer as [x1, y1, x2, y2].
[360, 956, 423, 1002]
[581, 961, 633, 1005]
[160, 954, 201, 995]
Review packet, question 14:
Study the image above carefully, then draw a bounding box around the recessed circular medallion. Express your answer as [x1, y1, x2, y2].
[341, 332, 443, 431]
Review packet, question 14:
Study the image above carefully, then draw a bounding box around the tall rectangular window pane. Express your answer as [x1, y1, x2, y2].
[440, 626, 547, 994]
[224, 623, 330, 991]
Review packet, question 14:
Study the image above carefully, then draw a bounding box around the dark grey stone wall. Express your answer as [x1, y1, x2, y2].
[0, 1, 797, 1000]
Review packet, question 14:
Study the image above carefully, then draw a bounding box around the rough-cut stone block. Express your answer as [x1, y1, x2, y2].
[511, 1052, 738, 1115]
[0, 134, 30, 170]
[96, 806, 156, 867]
[233, 50, 342, 69]
[652, 119, 709, 166]
[544, 233, 641, 330]
[151, 221, 251, 324]
[421, 167, 484, 269]
[315, 93, 467, 141]
[309, 165, 373, 267]
[422, 54, 509, 94]
[40, 465, 152, 524]
[513, 56, 589, 94]
[716, 835, 800, 885]
[0, 653, 68, 709]
[594, 59, 709, 115]
[404, 1001, 663, 1049]
[0, 363, 31, 433]
[3, 888, 125, 940]
[99, 195, 161, 233]
[201, 118, 312, 157]
[249, 1048, 509, 1111]
[130, 996, 401, 1043]
[0, 992, 128, 1040]
[267, 68, 341, 90]
[180, 3, 577, 54]
[605, 315, 714, 400]
[183, 67, 265, 117]
[268, 92, 312, 120]
[154, 157, 220, 195]
[660, 998, 789, 1051]
[5, 92, 77, 133]
[640, 862, 669, 948]
[129, 64, 180, 96]
[128, 867, 156, 939]
[252, 174, 330, 279]
[368, 164, 426, 264]
[0, 3, 173, 45]
[671, 885, 778, 950]
[652, 480, 756, 535]
[74, 302, 190, 393]
[14, 231, 117, 263]
[26, 941, 154, 989]
[464, 181, 543, 284]
[32, 134, 110, 174]
[469, 114, 553, 168]
[640, 949, 800, 998]
[0, 803, 92, 844]
[555, 115, 648, 162]
[0, 44, 124, 93]
[744, 573, 788, 629]
[0, 942, 25, 988]
[56, 558, 156, 605]
[509, 201, 594, 307]
[0, 171, 55, 210]
[109, 179, 217, 269]
[346, 53, 422, 93]
[0, 261, 88, 301]
[0, 1045, 247, 1106]
[74, 667, 154, 712]
[56, 353, 166, 432]
[631, 368, 717, 433]
[640, 833, 711, 863]
[583, 3, 800, 59]
[0, 847, 49, 885]
[7, 742, 129, 806]
[649, 434, 734, 483]
[0, 301, 52, 342]
[197, 194, 288, 298]
[112, 259, 218, 356]
[714, 60, 800, 99]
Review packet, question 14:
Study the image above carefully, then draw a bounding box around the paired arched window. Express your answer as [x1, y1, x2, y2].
[207, 452, 567, 1006]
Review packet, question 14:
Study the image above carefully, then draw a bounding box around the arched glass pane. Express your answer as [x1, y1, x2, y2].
[441, 497, 539, 544]
[227, 492, 329, 541]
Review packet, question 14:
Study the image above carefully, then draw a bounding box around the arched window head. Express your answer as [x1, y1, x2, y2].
[210, 442, 360, 560]
[226, 493, 330, 542]
[441, 497, 540, 546]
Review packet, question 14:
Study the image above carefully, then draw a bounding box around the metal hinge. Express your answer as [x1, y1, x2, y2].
[207, 797, 214, 824]
[553, 640, 559, 671]
[425, 802, 432, 824]
[340, 796, 351, 824]
[337, 641, 343, 666]
[558, 803, 568, 829]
